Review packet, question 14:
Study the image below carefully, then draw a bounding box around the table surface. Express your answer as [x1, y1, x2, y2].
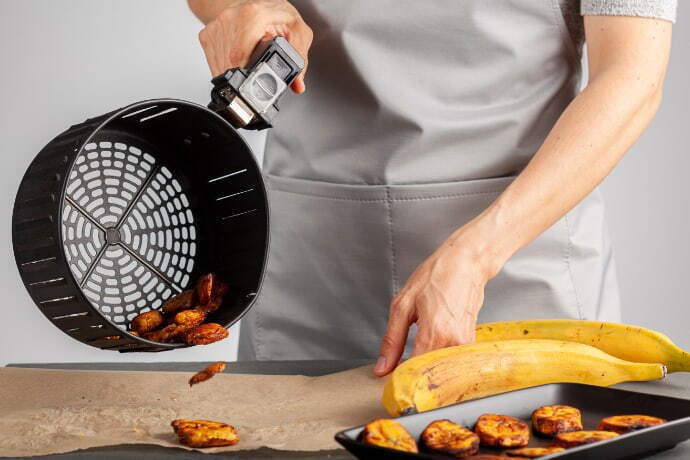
[6, 360, 690, 460]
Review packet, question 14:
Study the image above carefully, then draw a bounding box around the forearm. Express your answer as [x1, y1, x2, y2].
[188, 0, 246, 24]
[465, 74, 661, 276]
[455, 18, 672, 279]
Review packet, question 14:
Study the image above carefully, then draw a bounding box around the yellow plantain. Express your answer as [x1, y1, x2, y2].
[382, 339, 666, 417]
[476, 319, 690, 373]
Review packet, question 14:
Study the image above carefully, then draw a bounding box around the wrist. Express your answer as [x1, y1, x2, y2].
[446, 212, 515, 281]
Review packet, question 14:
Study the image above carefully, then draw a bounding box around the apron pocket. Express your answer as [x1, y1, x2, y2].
[388, 175, 585, 323]
[244, 174, 394, 359]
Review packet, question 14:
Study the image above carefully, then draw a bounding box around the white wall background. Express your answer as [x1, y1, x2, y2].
[0, 0, 687, 365]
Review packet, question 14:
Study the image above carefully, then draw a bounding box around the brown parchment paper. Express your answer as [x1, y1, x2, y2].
[0, 365, 387, 457]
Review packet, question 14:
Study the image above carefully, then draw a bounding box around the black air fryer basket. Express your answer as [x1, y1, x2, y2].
[12, 99, 269, 352]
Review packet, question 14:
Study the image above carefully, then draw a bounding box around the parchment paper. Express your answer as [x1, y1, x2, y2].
[0, 365, 387, 457]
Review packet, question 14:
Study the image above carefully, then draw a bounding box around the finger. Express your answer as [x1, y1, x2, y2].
[374, 298, 412, 377]
[288, 23, 312, 93]
[199, 28, 222, 77]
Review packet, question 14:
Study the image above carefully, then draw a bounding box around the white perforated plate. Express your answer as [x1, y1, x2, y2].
[61, 140, 197, 327]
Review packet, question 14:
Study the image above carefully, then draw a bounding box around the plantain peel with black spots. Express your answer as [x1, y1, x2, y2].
[382, 340, 666, 416]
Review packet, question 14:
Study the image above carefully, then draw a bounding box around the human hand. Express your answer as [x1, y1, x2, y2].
[374, 230, 499, 377]
[197, 0, 312, 93]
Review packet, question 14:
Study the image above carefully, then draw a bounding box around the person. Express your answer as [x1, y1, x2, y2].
[187, 0, 676, 376]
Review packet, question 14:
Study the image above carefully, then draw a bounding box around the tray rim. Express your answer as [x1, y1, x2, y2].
[334, 382, 690, 459]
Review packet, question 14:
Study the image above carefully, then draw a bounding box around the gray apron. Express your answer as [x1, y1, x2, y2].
[238, 0, 621, 360]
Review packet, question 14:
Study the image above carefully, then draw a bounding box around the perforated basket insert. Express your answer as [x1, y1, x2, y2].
[12, 100, 269, 352]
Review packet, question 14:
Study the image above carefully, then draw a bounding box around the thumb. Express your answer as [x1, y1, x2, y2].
[374, 303, 411, 377]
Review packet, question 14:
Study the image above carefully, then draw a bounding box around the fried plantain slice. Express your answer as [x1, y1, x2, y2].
[553, 430, 619, 448]
[189, 362, 226, 387]
[171, 419, 239, 448]
[184, 323, 229, 345]
[597, 415, 667, 434]
[466, 455, 529, 460]
[143, 324, 190, 344]
[162, 290, 196, 316]
[531, 405, 583, 436]
[474, 414, 529, 448]
[174, 309, 207, 327]
[420, 419, 479, 458]
[506, 446, 565, 457]
[130, 310, 165, 334]
[196, 273, 216, 306]
[198, 282, 229, 315]
[358, 419, 418, 453]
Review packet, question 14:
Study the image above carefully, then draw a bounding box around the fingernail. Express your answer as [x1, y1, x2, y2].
[374, 356, 387, 374]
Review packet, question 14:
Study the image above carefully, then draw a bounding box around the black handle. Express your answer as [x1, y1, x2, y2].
[209, 36, 305, 130]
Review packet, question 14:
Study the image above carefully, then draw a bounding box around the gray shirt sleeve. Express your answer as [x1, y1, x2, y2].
[581, 0, 677, 23]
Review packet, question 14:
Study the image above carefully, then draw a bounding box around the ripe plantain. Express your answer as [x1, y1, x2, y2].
[382, 339, 666, 417]
[476, 319, 690, 373]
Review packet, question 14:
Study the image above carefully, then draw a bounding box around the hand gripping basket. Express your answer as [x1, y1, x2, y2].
[12, 99, 269, 352]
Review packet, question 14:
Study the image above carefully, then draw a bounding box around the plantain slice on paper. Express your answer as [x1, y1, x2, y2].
[130, 310, 164, 334]
[506, 446, 565, 457]
[474, 414, 530, 448]
[420, 419, 479, 458]
[597, 415, 667, 434]
[531, 405, 583, 436]
[358, 419, 418, 453]
[171, 419, 239, 448]
[553, 430, 619, 448]
[189, 362, 226, 387]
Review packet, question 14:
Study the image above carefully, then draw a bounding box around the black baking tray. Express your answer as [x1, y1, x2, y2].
[335, 383, 690, 459]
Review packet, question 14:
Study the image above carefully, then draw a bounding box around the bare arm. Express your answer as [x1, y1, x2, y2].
[470, 16, 672, 268]
[188, 0, 244, 24]
[187, 0, 312, 92]
[375, 15, 673, 376]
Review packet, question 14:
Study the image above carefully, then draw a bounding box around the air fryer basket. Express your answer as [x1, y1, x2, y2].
[12, 99, 269, 352]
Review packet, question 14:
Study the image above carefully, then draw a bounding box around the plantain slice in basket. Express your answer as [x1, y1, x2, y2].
[553, 430, 619, 448]
[531, 405, 583, 436]
[143, 324, 190, 344]
[184, 323, 229, 345]
[162, 289, 196, 316]
[358, 419, 418, 453]
[171, 419, 239, 447]
[420, 419, 479, 458]
[506, 446, 565, 457]
[174, 309, 207, 327]
[597, 415, 667, 434]
[474, 414, 530, 448]
[130, 310, 164, 334]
